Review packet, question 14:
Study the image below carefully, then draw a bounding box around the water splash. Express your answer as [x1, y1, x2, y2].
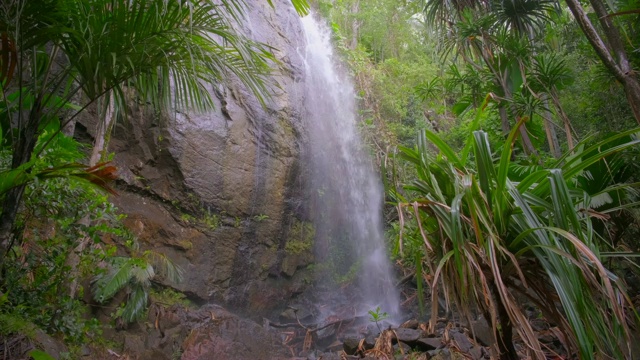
[300, 14, 400, 318]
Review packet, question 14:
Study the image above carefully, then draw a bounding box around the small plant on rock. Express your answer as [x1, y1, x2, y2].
[368, 306, 389, 332]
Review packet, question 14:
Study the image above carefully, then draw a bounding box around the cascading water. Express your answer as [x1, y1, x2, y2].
[300, 14, 400, 318]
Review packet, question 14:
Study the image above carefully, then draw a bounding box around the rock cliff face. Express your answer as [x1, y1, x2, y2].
[88, 0, 314, 315]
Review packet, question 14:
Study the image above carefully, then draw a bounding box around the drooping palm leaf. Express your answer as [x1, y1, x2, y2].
[92, 257, 135, 303]
[267, 0, 311, 16]
[120, 284, 149, 323]
[144, 250, 184, 284]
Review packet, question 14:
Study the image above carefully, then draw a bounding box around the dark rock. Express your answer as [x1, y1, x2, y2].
[393, 327, 423, 343]
[180, 313, 289, 360]
[32, 330, 68, 360]
[315, 325, 337, 349]
[530, 318, 549, 331]
[326, 340, 344, 352]
[469, 347, 484, 360]
[399, 319, 419, 329]
[366, 324, 382, 336]
[469, 317, 494, 347]
[416, 337, 442, 350]
[539, 333, 555, 344]
[393, 341, 412, 357]
[109, 304, 288, 360]
[428, 348, 451, 360]
[123, 334, 145, 355]
[364, 334, 377, 349]
[310, 353, 342, 360]
[316, 325, 336, 340]
[342, 336, 362, 355]
[298, 349, 317, 359]
[449, 329, 473, 353]
[279, 305, 313, 324]
[138, 349, 171, 360]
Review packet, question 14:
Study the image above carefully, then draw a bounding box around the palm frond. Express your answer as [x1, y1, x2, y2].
[131, 262, 155, 287]
[92, 257, 134, 303]
[270, 0, 311, 16]
[144, 251, 184, 284]
[492, 0, 556, 35]
[58, 0, 273, 116]
[120, 285, 149, 323]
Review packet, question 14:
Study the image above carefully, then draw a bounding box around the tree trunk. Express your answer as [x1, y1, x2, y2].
[622, 76, 640, 123]
[485, 284, 519, 360]
[564, 0, 640, 123]
[350, 0, 360, 50]
[89, 95, 115, 166]
[0, 106, 42, 266]
[542, 102, 562, 158]
[517, 122, 537, 156]
[499, 107, 510, 134]
[549, 89, 575, 151]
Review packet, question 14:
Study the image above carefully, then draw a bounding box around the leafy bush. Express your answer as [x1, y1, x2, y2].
[0, 134, 121, 342]
[389, 123, 639, 359]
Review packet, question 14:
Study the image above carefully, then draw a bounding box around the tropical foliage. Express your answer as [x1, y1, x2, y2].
[93, 247, 183, 324]
[0, 0, 305, 352]
[389, 120, 639, 359]
[1, 0, 639, 358]
[316, 1, 640, 358]
[0, 130, 126, 342]
[0, 0, 279, 255]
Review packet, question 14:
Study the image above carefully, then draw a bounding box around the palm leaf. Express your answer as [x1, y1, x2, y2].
[120, 284, 149, 323]
[92, 257, 135, 303]
[144, 251, 184, 284]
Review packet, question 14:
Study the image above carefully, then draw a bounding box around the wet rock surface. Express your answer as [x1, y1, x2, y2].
[75, 0, 314, 316]
[262, 286, 573, 360]
[106, 304, 290, 360]
[274, 319, 490, 360]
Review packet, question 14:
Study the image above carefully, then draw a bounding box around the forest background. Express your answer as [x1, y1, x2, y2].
[1, 0, 640, 359]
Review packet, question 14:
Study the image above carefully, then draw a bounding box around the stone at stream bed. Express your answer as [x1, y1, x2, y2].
[315, 324, 337, 349]
[449, 329, 473, 353]
[342, 336, 362, 355]
[469, 346, 486, 360]
[364, 334, 377, 349]
[122, 334, 145, 355]
[416, 337, 443, 350]
[104, 304, 290, 360]
[399, 319, 419, 329]
[180, 313, 289, 360]
[392, 327, 423, 343]
[279, 306, 314, 324]
[428, 348, 452, 360]
[393, 341, 412, 355]
[469, 317, 495, 347]
[326, 340, 344, 352]
[32, 330, 69, 360]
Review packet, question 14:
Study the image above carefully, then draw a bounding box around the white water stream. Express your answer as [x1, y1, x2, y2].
[300, 14, 400, 317]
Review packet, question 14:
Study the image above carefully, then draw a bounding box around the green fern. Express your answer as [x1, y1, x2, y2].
[92, 250, 183, 324]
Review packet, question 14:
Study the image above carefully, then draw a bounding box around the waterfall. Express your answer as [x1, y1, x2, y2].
[300, 14, 400, 318]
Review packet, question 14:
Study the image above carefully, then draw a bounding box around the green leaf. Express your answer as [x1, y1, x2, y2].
[28, 350, 56, 360]
[92, 257, 135, 303]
